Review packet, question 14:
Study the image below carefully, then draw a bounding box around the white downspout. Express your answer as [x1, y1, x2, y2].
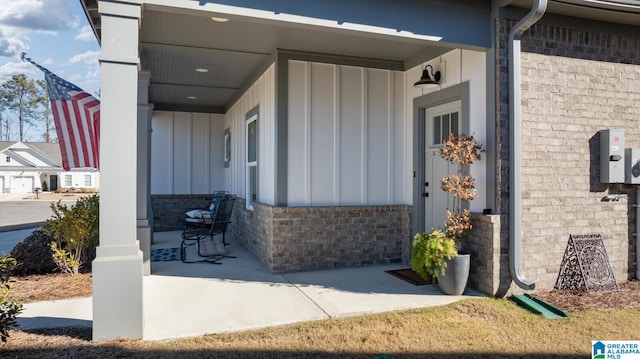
[508, 0, 547, 290]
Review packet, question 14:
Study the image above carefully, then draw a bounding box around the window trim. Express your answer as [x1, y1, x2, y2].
[224, 127, 231, 168]
[246, 111, 258, 210]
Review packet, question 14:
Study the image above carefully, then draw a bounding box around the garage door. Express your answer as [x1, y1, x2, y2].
[11, 176, 34, 193]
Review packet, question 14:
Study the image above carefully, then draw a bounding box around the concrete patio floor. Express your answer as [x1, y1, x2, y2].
[17, 231, 481, 341]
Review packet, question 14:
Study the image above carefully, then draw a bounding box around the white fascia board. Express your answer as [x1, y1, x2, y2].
[4, 151, 36, 168]
[563, 0, 640, 12]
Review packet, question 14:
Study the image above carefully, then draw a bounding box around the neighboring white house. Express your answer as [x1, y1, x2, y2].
[0, 141, 99, 193]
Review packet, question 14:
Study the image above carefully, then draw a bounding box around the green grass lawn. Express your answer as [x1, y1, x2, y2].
[5, 298, 639, 358]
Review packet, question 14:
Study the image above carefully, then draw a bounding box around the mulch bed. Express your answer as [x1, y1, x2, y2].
[8, 272, 93, 303]
[533, 280, 640, 312]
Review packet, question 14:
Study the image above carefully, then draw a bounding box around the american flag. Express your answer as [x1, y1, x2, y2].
[22, 53, 100, 171]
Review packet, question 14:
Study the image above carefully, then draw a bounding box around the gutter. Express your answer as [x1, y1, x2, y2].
[508, 0, 547, 290]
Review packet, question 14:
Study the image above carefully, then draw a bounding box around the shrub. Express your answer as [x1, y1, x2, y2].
[9, 229, 56, 276]
[411, 230, 457, 281]
[43, 195, 99, 275]
[0, 255, 23, 343]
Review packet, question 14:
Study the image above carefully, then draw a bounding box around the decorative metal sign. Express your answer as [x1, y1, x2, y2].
[554, 234, 619, 292]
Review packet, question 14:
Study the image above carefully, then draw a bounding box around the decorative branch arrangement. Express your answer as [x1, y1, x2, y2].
[439, 133, 484, 245]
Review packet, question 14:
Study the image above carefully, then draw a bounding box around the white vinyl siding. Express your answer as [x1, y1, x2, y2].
[150, 111, 227, 194]
[224, 64, 275, 205]
[287, 60, 408, 206]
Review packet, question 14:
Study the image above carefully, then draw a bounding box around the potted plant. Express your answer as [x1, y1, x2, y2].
[410, 229, 457, 282]
[411, 133, 484, 295]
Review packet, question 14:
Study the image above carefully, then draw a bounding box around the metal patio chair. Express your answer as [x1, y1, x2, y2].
[181, 194, 236, 264]
[183, 190, 229, 229]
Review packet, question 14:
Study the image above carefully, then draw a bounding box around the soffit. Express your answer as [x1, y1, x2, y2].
[507, 0, 640, 25]
[139, 8, 455, 113]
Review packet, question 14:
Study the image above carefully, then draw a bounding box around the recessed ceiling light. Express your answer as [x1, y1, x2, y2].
[195, 68, 209, 73]
[211, 17, 229, 23]
[187, 96, 197, 100]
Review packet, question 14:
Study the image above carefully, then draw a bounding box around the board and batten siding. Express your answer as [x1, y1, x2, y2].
[408, 49, 487, 212]
[150, 111, 227, 194]
[224, 63, 276, 205]
[149, 49, 486, 211]
[288, 60, 410, 206]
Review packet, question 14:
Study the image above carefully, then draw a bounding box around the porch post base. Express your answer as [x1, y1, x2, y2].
[137, 219, 152, 276]
[92, 244, 144, 341]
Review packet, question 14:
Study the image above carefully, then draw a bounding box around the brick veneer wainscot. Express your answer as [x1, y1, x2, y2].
[231, 198, 412, 273]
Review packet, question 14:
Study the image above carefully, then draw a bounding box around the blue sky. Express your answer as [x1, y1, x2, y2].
[0, 0, 99, 141]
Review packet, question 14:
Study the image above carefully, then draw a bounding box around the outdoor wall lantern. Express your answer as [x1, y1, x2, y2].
[413, 64, 441, 88]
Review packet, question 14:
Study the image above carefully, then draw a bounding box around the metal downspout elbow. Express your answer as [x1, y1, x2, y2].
[508, 0, 547, 290]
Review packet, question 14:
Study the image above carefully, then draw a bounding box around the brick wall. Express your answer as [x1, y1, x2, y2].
[231, 200, 412, 273]
[230, 198, 273, 268]
[150, 194, 213, 232]
[467, 213, 510, 297]
[496, 18, 640, 291]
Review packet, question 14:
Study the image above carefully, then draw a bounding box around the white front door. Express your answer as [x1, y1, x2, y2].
[424, 100, 461, 231]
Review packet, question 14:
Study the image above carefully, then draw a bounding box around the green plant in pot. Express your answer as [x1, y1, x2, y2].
[411, 230, 457, 282]
[411, 133, 484, 294]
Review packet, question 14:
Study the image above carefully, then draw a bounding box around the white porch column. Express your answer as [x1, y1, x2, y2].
[93, 0, 144, 341]
[137, 70, 153, 276]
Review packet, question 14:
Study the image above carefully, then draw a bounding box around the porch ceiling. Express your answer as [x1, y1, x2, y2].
[138, 8, 455, 113]
[82, 1, 466, 114]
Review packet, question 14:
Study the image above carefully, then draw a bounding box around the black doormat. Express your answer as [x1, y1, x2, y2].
[385, 268, 432, 286]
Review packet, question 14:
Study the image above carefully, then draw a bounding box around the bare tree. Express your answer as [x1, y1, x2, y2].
[0, 74, 42, 142]
[0, 98, 12, 141]
[35, 79, 55, 142]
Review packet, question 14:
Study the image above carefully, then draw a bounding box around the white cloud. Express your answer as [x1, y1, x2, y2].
[0, 61, 37, 83]
[68, 50, 99, 66]
[0, 32, 27, 57]
[42, 57, 54, 66]
[75, 25, 95, 42]
[0, 0, 79, 32]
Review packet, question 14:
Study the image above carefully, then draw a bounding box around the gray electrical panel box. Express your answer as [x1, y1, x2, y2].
[600, 129, 625, 183]
[625, 148, 640, 184]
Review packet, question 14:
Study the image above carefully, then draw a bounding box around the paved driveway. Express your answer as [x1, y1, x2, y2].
[0, 193, 86, 230]
[0, 193, 86, 253]
[0, 200, 57, 230]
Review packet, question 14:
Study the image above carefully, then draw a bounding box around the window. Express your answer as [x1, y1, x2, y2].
[64, 175, 72, 187]
[432, 111, 459, 146]
[224, 128, 231, 168]
[246, 113, 258, 210]
[84, 175, 92, 187]
[5, 156, 9, 163]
